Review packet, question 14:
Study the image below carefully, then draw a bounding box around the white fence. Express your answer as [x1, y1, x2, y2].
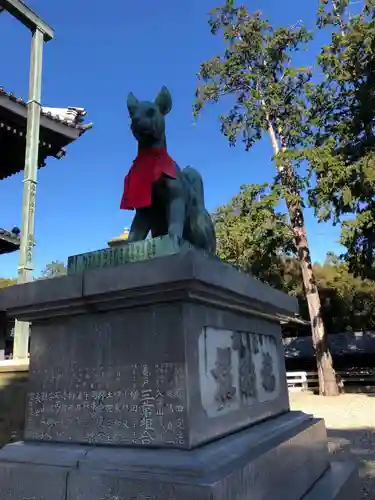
[286, 371, 312, 391]
[287, 370, 375, 392]
[0, 358, 29, 373]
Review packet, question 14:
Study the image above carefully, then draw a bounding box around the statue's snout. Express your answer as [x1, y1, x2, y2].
[132, 117, 156, 137]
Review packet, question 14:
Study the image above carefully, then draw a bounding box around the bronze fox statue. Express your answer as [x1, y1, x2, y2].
[120, 86, 216, 255]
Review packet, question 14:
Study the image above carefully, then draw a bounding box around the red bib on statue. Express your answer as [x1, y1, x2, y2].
[120, 148, 177, 210]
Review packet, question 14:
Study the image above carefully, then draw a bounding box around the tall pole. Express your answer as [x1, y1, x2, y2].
[13, 27, 44, 359]
[0, 0, 54, 359]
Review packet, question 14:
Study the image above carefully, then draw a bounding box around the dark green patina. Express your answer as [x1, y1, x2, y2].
[67, 235, 192, 275]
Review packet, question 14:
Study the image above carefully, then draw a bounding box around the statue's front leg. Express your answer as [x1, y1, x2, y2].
[165, 177, 185, 240]
[127, 208, 151, 242]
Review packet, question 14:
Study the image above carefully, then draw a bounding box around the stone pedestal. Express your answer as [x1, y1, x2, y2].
[0, 242, 358, 499]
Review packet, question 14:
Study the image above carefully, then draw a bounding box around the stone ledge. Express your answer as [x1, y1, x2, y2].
[0, 412, 324, 478]
[0, 412, 331, 500]
[0, 272, 83, 313]
[0, 248, 298, 321]
[82, 247, 296, 314]
[0, 441, 89, 467]
[78, 411, 323, 479]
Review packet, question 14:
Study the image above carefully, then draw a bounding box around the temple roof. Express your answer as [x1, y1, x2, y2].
[0, 86, 92, 180]
[0, 87, 89, 129]
[284, 330, 375, 358]
[0, 228, 20, 255]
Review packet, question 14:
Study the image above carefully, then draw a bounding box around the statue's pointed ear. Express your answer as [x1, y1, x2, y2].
[127, 92, 139, 117]
[155, 86, 172, 115]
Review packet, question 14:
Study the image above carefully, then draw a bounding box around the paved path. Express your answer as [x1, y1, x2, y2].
[290, 392, 375, 500]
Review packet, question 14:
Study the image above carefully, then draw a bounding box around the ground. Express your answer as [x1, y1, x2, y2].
[290, 392, 375, 500]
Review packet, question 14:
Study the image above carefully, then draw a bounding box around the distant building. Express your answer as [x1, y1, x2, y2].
[108, 228, 130, 248]
[284, 330, 375, 371]
[0, 227, 20, 255]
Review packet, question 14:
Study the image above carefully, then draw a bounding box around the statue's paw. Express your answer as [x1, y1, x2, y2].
[167, 233, 183, 246]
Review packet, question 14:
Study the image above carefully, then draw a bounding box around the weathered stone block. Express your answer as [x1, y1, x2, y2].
[23, 302, 289, 449]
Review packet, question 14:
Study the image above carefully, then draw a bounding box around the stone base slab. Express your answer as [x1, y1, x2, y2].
[303, 460, 359, 500]
[0, 412, 350, 500]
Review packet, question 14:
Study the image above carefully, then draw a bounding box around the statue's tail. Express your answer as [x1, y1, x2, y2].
[182, 166, 216, 255]
[182, 166, 206, 208]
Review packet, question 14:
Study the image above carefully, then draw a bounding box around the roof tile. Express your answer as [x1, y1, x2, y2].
[0, 86, 91, 130]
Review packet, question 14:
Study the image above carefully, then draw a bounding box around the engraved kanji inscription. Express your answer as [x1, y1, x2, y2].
[261, 352, 276, 392]
[232, 332, 257, 399]
[211, 347, 237, 409]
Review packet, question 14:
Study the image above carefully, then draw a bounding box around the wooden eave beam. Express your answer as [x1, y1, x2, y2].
[0, 95, 81, 141]
[0, 0, 54, 41]
[0, 234, 20, 255]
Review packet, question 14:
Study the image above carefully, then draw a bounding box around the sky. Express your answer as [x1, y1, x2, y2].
[0, 0, 345, 278]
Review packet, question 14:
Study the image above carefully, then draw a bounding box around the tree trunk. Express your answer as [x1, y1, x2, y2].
[267, 121, 339, 396]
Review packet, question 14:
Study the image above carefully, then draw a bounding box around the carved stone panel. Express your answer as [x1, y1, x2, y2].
[25, 362, 187, 447]
[25, 309, 188, 448]
[198, 328, 240, 417]
[198, 328, 280, 417]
